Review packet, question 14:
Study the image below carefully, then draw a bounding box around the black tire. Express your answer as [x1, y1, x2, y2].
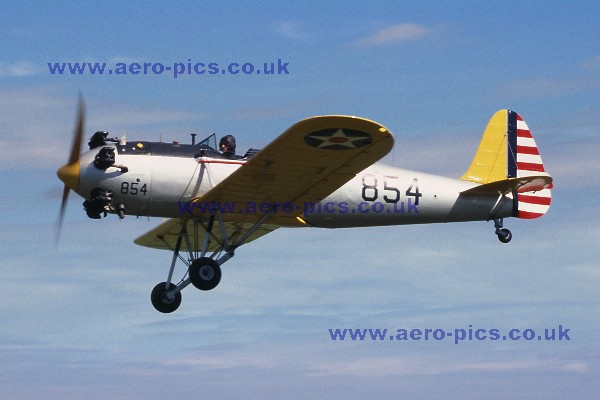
[497, 228, 512, 243]
[189, 257, 222, 291]
[151, 282, 182, 313]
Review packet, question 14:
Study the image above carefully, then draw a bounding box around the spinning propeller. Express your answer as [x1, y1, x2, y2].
[56, 94, 85, 243]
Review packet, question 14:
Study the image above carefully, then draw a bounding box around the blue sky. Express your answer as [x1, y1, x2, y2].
[1, 1, 599, 398]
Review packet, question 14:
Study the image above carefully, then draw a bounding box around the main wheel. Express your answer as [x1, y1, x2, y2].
[497, 228, 512, 243]
[151, 282, 181, 313]
[189, 257, 222, 291]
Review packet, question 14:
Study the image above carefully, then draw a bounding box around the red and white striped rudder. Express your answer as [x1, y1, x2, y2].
[508, 111, 552, 219]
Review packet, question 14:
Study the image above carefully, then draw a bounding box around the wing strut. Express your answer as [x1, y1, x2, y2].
[199, 214, 215, 258]
[150, 206, 274, 313]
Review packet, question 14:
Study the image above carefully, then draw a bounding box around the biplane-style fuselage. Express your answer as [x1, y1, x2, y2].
[57, 106, 552, 313]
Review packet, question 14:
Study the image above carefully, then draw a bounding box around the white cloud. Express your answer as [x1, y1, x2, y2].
[0, 87, 204, 171]
[582, 55, 600, 70]
[274, 21, 306, 40]
[567, 263, 600, 279]
[352, 23, 430, 46]
[109, 56, 143, 65]
[0, 61, 38, 77]
[163, 350, 276, 370]
[560, 362, 590, 373]
[308, 355, 589, 377]
[543, 136, 600, 190]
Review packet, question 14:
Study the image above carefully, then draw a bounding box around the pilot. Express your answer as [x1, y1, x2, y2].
[219, 135, 236, 158]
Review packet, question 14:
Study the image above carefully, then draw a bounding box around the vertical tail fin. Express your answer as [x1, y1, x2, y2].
[460, 110, 552, 219]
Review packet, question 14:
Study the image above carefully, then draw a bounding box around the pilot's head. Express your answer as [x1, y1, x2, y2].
[219, 135, 236, 155]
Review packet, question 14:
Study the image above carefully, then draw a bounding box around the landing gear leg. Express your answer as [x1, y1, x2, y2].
[150, 209, 274, 313]
[493, 218, 512, 243]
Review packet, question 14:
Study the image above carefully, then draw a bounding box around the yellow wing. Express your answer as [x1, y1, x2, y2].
[135, 115, 393, 250]
[188, 115, 394, 226]
[134, 218, 279, 251]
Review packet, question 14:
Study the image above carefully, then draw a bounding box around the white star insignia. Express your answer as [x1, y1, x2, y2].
[308, 129, 370, 149]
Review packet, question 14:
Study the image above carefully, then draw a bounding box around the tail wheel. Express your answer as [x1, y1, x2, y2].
[151, 282, 182, 313]
[189, 257, 222, 291]
[497, 228, 512, 243]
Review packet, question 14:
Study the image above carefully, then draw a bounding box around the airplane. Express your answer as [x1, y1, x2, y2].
[57, 96, 552, 313]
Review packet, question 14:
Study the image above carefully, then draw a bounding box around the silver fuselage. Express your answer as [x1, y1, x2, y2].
[74, 142, 512, 228]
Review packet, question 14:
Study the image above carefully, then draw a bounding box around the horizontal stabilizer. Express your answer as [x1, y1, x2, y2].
[461, 175, 552, 196]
